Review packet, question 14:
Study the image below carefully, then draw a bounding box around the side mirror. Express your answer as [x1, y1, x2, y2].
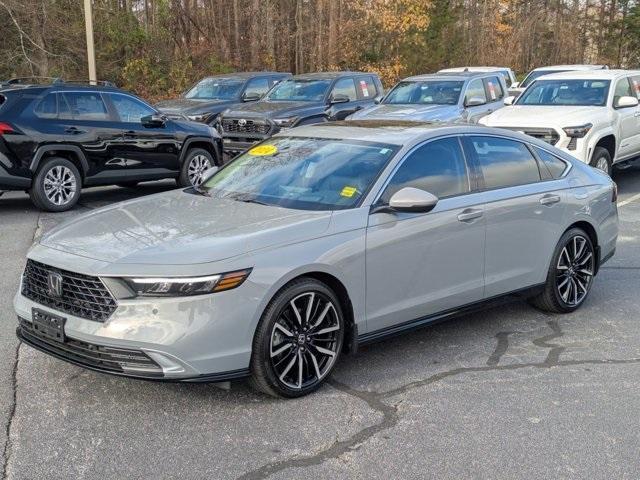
[141, 114, 166, 128]
[388, 187, 439, 213]
[242, 92, 261, 102]
[504, 96, 515, 106]
[511, 82, 519, 89]
[374, 96, 384, 104]
[199, 166, 219, 185]
[329, 93, 350, 105]
[465, 97, 486, 107]
[615, 95, 639, 109]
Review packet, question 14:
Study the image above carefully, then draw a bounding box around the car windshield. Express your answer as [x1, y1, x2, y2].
[383, 81, 463, 105]
[266, 79, 331, 102]
[520, 69, 569, 88]
[200, 137, 398, 210]
[185, 78, 244, 100]
[517, 79, 610, 106]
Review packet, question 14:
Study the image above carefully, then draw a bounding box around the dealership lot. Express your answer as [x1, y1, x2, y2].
[1, 168, 640, 479]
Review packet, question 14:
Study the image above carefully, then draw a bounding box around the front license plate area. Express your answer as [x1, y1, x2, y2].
[32, 308, 66, 343]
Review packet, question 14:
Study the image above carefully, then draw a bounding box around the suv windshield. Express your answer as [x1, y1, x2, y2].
[185, 78, 244, 100]
[201, 137, 397, 210]
[517, 79, 610, 106]
[384, 81, 463, 105]
[520, 69, 568, 88]
[267, 79, 331, 102]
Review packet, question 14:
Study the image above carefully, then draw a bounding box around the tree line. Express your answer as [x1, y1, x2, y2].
[1, 0, 639, 101]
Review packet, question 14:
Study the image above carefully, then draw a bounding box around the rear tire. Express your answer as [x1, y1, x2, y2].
[177, 148, 216, 188]
[590, 147, 612, 176]
[249, 278, 345, 398]
[529, 228, 596, 313]
[29, 157, 82, 212]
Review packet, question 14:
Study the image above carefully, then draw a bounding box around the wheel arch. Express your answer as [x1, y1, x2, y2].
[179, 137, 222, 166]
[30, 145, 89, 178]
[592, 134, 616, 162]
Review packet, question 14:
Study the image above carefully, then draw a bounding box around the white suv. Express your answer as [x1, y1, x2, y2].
[509, 64, 608, 97]
[480, 69, 640, 174]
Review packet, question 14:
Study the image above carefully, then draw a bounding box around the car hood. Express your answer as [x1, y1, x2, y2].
[481, 105, 609, 128]
[223, 100, 325, 119]
[155, 98, 237, 115]
[350, 103, 461, 121]
[39, 190, 332, 265]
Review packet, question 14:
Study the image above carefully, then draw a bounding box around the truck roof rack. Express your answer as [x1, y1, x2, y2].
[0, 77, 117, 89]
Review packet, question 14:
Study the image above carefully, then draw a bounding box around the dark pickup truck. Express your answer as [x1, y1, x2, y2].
[219, 71, 383, 156]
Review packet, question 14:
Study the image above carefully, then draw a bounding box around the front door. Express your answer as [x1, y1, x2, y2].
[613, 77, 640, 160]
[463, 78, 490, 123]
[365, 136, 485, 333]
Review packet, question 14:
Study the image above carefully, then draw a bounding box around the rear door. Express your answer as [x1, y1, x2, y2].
[463, 135, 567, 297]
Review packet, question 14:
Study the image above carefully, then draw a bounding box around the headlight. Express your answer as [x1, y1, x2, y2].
[123, 269, 252, 297]
[273, 117, 298, 128]
[563, 123, 592, 138]
[188, 112, 214, 123]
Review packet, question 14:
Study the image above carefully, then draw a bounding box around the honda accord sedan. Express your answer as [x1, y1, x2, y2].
[14, 120, 618, 397]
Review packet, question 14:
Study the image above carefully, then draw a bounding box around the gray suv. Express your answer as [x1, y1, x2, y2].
[15, 121, 617, 397]
[350, 72, 507, 123]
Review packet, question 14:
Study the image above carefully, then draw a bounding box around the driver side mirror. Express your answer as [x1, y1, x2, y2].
[510, 82, 520, 89]
[242, 92, 261, 102]
[329, 93, 350, 105]
[374, 95, 384, 104]
[373, 187, 439, 214]
[141, 114, 166, 128]
[504, 96, 516, 106]
[614, 95, 639, 109]
[464, 97, 486, 107]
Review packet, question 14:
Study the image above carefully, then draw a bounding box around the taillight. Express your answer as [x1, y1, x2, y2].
[0, 122, 14, 134]
[612, 182, 618, 203]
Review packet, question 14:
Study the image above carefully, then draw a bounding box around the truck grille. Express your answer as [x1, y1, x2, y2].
[498, 127, 560, 145]
[21, 260, 117, 322]
[222, 118, 270, 135]
[18, 318, 162, 376]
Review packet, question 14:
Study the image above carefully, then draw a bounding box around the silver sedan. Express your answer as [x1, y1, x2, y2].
[14, 121, 618, 397]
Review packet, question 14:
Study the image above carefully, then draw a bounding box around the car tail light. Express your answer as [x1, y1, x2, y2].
[0, 122, 14, 134]
[612, 182, 618, 203]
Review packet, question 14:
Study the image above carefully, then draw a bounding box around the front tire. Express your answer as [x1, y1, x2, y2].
[590, 146, 612, 176]
[177, 148, 216, 188]
[250, 278, 345, 398]
[529, 228, 596, 313]
[29, 158, 82, 212]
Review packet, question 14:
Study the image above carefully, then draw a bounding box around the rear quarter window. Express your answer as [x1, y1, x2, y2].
[34, 93, 58, 119]
[534, 146, 568, 179]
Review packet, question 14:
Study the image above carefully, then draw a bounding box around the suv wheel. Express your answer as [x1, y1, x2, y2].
[250, 278, 345, 398]
[29, 158, 82, 212]
[177, 148, 216, 188]
[590, 147, 612, 176]
[529, 228, 596, 313]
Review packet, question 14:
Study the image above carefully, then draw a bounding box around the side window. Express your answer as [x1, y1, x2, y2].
[484, 76, 504, 101]
[356, 76, 377, 99]
[331, 78, 358, 101]
[500, 71, 512, 87]
[534, 146, 568, 179]
[62, 92, 109, 121]
[631, 76, 640, 99]
[469, 136, 541, 189]
[613, 78, 633, 105]
[110, 94, 155, 122]
[380, 137, 469, 203]
[34, 93, 57, 119]
[244, 77, 270, 97]
[465, 78, 487, 105]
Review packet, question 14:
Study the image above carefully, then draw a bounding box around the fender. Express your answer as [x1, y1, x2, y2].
[30, 145, 90, 175]
[178, 136, 222, 166]
[294, 114, 329, 127]
[585, 128, 616, 163]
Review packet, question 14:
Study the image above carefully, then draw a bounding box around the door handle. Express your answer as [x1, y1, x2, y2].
[634, 112, 640, 117]
[539, 194, 561, 206]
[457, 208, 483, 223]
[64, 127, 85, 134]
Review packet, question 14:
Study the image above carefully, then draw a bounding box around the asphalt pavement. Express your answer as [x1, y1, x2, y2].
[1, 170, 640, 480]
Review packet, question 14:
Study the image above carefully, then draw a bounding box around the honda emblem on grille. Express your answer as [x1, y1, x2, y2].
[47, 272, 63, 298]
[238, 118, 247, 127]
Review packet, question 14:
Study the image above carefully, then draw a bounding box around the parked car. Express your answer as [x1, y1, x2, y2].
[349, 72, 507, 123]
[15, 120, 617, 397]
[480, 69, 640, 175]
[438, 66, 517, 89]
[219, 71, 383, 156]
[509, 64, 608, 97]
[0, 80, 222, 211]
[155, 72, 291, 124]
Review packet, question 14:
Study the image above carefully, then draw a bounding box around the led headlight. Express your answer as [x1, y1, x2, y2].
[273, 117, 298, 128]
[563, 123, 592, 138]
[124, 269, 251, 297]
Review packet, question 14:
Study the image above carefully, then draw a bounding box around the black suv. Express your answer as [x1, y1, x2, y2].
[220, 71, 384, 156]
[0, 80, 221, 211]
[155, 72, 291, 124]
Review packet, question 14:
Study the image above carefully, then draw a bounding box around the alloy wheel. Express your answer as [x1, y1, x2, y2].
[595, 156, 610, 174]
[269, 291, 341, 390]
[43, 166, 77, 206]
[187, 154, 212, 186]
[556, 234, 594, 307]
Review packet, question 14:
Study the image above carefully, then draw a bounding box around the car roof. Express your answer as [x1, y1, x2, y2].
[536, 69, 640, 81]
[201, 72, 290, 80]
[292, 71, 374, 80]
[277, 120, 507, 146]
[439, 66, 512, 73]
[403, 71, 494, 81]
[533, 64, 608, 72]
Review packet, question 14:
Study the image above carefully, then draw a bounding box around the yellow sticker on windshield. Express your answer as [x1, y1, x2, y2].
[249, 144, 278, 156]
[341, 186, 357, 198]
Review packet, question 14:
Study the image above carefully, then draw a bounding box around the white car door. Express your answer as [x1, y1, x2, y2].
[613, 76, 640, 160]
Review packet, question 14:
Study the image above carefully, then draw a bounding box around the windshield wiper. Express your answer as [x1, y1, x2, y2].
[237, 198, 268, 206]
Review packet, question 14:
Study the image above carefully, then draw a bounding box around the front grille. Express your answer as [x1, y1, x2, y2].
[222, 118, 270, 135]
[21, 260, 117, 322]
[499, 127, 560, 145]
[18, 318, 162, 376]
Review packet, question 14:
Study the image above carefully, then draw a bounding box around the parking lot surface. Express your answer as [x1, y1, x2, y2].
[1, 171, 640, 480]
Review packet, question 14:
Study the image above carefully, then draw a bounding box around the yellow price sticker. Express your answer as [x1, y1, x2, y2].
[340, 186, 358, 198]
[248, 144, 278, 156]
